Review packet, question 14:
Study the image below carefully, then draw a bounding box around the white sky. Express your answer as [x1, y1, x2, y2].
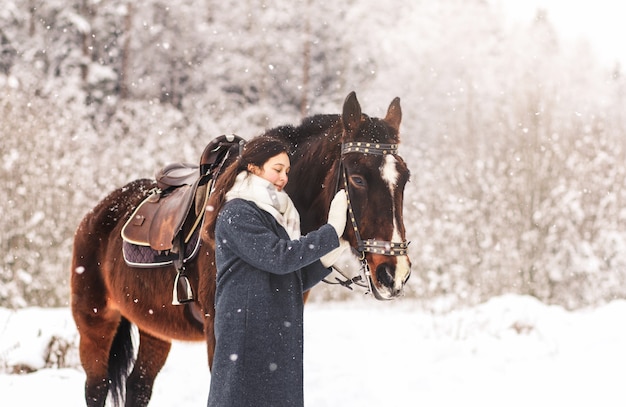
[499, 0, 625, 66]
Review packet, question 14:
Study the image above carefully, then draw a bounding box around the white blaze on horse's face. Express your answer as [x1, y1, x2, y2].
[380, 154, 411, 293]
[381, 154, 398, 188]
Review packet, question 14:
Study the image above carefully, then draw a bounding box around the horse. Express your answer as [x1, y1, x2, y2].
[70, 91, 411, 407]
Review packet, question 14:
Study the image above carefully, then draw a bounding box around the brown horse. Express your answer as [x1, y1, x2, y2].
[70, 92, 411, 407]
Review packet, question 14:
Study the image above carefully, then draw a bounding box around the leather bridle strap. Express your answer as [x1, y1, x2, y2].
[342, 141, 399, 155]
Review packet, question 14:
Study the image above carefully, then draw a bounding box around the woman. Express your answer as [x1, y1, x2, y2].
[205, 135, 349, 407]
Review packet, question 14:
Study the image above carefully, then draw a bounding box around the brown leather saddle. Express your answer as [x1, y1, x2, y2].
[122, 134, 245, 254]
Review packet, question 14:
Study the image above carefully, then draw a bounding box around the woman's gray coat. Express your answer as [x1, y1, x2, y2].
[207, 198, 337, 407]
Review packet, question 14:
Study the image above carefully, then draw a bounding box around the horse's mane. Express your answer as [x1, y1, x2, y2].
[266, 111, 399, 153]
[265, 114, 342, 154]
[262, 108, 402, 234]
[262, 114, 343, 233]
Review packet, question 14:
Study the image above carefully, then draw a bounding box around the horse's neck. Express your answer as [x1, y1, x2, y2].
[289, 136, 340, 234]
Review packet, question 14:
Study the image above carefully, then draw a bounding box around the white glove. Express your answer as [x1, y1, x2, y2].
[320, 238, 351, 268]
[327, 189, 348, 238]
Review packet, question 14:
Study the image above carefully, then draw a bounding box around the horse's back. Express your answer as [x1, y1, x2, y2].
[75, 179, 155, 239]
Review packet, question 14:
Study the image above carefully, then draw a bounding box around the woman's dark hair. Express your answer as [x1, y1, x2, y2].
[204, 135, 290, 240]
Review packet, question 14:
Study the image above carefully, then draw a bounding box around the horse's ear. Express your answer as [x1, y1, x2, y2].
[342, 91, 362, 135]
[384, 97, 402, 133]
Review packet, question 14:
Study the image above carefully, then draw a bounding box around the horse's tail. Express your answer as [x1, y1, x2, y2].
[108, 317, 135, 407]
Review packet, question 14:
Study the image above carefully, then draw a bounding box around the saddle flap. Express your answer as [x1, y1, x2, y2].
[149, 184, 196, 250]
[122, 183, 197, 251]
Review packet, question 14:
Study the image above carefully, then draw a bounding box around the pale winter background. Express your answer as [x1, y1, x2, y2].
[2, 0, 626, 405]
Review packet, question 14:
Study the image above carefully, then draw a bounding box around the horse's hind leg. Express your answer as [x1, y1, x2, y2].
[125, 329, 172, 407]
[72, 307, 122, 407]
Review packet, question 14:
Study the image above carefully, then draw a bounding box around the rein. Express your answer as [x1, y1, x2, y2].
[324, 141, 410, 292]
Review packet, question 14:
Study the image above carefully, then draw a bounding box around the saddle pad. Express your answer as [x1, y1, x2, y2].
[122, 227, 201, 268]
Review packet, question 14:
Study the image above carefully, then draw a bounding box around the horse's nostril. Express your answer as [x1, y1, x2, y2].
[375, 263, 395, 288]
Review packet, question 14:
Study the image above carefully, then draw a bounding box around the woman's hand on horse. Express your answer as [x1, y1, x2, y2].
[327, 189, 348, 238]
[320, 238, 351, 268]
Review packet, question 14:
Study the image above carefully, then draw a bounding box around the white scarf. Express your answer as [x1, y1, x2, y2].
[225, 171, 301, 239]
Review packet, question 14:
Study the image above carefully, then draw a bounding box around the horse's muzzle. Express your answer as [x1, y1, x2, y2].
[370, 258, 411, 300]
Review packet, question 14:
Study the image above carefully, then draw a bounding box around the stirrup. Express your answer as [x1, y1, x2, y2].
[172, 271, 194, 305]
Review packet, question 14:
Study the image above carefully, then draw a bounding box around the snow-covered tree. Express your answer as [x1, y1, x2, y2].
[2, 0, 626, 309]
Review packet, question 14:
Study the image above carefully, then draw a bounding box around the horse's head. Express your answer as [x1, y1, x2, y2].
[326, 92, 411, 300]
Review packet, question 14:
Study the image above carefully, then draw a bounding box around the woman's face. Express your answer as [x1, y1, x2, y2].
[249, 152, 290, 191]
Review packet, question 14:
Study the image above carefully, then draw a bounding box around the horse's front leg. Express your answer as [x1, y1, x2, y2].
[204, 315, 216, 370]
[125, 330, 172, 407]
[196, 251, 217, 370]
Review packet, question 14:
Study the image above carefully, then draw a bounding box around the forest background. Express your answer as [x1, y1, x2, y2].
[2, 0, 626, 310]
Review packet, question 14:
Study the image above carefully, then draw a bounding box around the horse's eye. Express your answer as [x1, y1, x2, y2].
[349, 175, 367, 188]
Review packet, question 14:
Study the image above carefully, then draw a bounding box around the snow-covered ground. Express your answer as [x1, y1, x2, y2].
[1, 295, 625, 406]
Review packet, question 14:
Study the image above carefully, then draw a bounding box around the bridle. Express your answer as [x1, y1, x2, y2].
[324, 141, 410, 294]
